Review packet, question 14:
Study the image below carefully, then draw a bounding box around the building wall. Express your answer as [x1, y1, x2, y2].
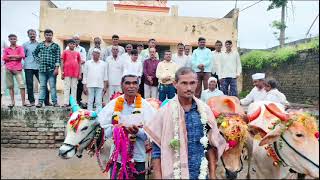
[242, 49, 319, 104]
[39, 1, 238, 91]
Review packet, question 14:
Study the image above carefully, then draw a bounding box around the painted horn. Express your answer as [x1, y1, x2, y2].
[264, 104, 289, 122]
[70, 96, 81, 112]
[211, 107, 221, 118]
[247, 106, 261, 122]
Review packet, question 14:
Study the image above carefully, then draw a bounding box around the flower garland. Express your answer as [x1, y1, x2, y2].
[216, 114, 248, 149]
[69, 110, 96, 132]
[170, 99, 209, 179]
[105, 94, 144, 178]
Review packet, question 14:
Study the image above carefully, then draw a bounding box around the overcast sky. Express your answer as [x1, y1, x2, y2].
[1, 1, 319, 49]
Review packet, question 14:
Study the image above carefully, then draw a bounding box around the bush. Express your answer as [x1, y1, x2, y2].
[241, 37, 319, 69]
[238, 90, 250, 98]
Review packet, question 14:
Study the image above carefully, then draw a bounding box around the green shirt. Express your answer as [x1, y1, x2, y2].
[140, 48, 159, 62]
[33, 42, 61, 72]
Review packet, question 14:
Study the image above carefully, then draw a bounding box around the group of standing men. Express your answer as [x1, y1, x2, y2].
[1, 28, 244, 110]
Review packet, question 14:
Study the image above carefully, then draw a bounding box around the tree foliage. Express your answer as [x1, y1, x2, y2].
[267, 0, 288, 11]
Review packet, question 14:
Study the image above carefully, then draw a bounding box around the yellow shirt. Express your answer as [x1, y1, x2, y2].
[156, 60, 179, 85]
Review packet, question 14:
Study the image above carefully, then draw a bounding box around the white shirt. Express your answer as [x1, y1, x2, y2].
[264, 89, 289, 106]
[104, 45, 125, 60]
[172, 53, 191, 68]
[120, 53, 131, 64]
[83, 60, 108, 88]
[123, 59, 143, 77]
[217, 51, 242, 79]
[98, 95, 156, 162]
[87, 47, 105, 61]
[201, 88, 224, 103]
[66, 45, 87, 73]
[211, 50, 224, 75]
[240, 87, 267, 106]
[106, 56, 124, 86]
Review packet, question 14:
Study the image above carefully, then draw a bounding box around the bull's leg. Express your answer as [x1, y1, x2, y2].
[245, 135, 254, 179]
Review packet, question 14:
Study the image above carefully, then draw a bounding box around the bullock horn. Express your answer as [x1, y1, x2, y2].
[70, 96, 80, 112]
[211, 107, 221, 118]
[247, 106, 261, 122]
[264, 104, 289, 122]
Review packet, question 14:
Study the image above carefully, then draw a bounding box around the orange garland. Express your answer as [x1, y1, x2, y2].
[112, 94, 142, 125]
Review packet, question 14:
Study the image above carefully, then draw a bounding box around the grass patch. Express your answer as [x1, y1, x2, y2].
[241, 37, 319, 69]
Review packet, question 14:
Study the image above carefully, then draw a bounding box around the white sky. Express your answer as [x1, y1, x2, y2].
[1, 1, 319, 49]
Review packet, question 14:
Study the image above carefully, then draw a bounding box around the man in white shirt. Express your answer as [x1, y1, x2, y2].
[184, 44, 192, 58]
[83, 48, 108, 111]
[240, 73, 267, 106]
[87, 37, 105, 61]
[201, 77, 224, 103]
[172, 43, 191, 68]
[218, 40, 242, 97]
[120, 44, 133, 63]
[211, 40, 223, 90]
[66, 34, 87, 106]
[105, 46, 124, 101]
[104, 34, 125, 60]
[123, 49, 142, 81]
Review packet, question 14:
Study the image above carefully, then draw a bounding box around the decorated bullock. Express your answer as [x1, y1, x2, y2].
[207, 96, 256, 179]
[59, 95, 162, 178]
[247, 101, 319, 179]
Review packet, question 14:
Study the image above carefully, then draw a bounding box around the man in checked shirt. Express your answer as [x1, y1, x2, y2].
[33, 29, 61, 107]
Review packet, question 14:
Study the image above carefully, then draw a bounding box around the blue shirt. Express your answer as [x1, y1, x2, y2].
[23, 41, 39, 70]
[191, 47, 213, 73]
[152, 101, 205, 179]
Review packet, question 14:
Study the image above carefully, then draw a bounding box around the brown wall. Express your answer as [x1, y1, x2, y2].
[1, 107, 67, 148]
[242, 49, 319, 104]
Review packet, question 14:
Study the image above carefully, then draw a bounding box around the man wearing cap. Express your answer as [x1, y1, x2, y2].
[240, 73, 267, 106]
[83, 48, 108, 111]
[200, 77, 224, 103]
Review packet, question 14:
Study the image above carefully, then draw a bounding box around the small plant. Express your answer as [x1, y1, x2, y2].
[238, 90, 250, 98]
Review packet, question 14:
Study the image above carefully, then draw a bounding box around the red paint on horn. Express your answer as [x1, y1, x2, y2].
[247, 106, 262, 122]
[264, 104, 289, 122]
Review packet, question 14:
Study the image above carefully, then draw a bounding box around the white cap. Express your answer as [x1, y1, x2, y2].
[252, 73, 265, 80]
[92, 48, 101, 53]
[208, 77, 218, 84]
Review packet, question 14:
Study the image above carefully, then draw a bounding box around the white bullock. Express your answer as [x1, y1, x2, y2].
[247, 101, 319, 179]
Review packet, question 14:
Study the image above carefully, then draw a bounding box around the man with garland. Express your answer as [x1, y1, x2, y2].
[98, 74, 156, 179]
[144, 67, 226, 179]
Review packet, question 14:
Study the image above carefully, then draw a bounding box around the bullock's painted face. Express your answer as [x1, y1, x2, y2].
[259, 110, 319, 178]
[217, 114, 248, 149]
[59, 109, 98, 159]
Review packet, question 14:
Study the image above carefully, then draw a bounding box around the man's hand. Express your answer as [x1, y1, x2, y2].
[127, 125, 139, 134]
[61, 73, 65, 80]
[83, 85, 88, 95]
[53, 68, 59, 76]
[103, 87, 108, 96]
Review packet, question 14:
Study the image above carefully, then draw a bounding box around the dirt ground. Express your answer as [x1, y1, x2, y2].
[1, 147, 108, 179]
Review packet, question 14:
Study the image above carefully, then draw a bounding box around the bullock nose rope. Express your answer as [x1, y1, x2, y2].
[221, 156, 243, 179]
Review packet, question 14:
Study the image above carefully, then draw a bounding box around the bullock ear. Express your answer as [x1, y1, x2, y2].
[259, 125, 282, 146]
[248, 125, 267, 138]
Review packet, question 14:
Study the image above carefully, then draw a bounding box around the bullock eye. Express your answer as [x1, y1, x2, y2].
[295, 133, 304, 137]
[81, 126, 88, 131]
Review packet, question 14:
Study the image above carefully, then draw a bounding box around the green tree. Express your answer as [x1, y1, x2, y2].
[268, 0, 288, 48]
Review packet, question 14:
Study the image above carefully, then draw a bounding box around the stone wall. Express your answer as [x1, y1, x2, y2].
[242, 49, 319, 104]
[1, 107, 69, 148]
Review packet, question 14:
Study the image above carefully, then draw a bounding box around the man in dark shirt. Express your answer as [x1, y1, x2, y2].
[143, 47, 159, 99]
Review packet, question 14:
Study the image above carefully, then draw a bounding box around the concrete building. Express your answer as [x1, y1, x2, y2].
[39, 0, 239, 90]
